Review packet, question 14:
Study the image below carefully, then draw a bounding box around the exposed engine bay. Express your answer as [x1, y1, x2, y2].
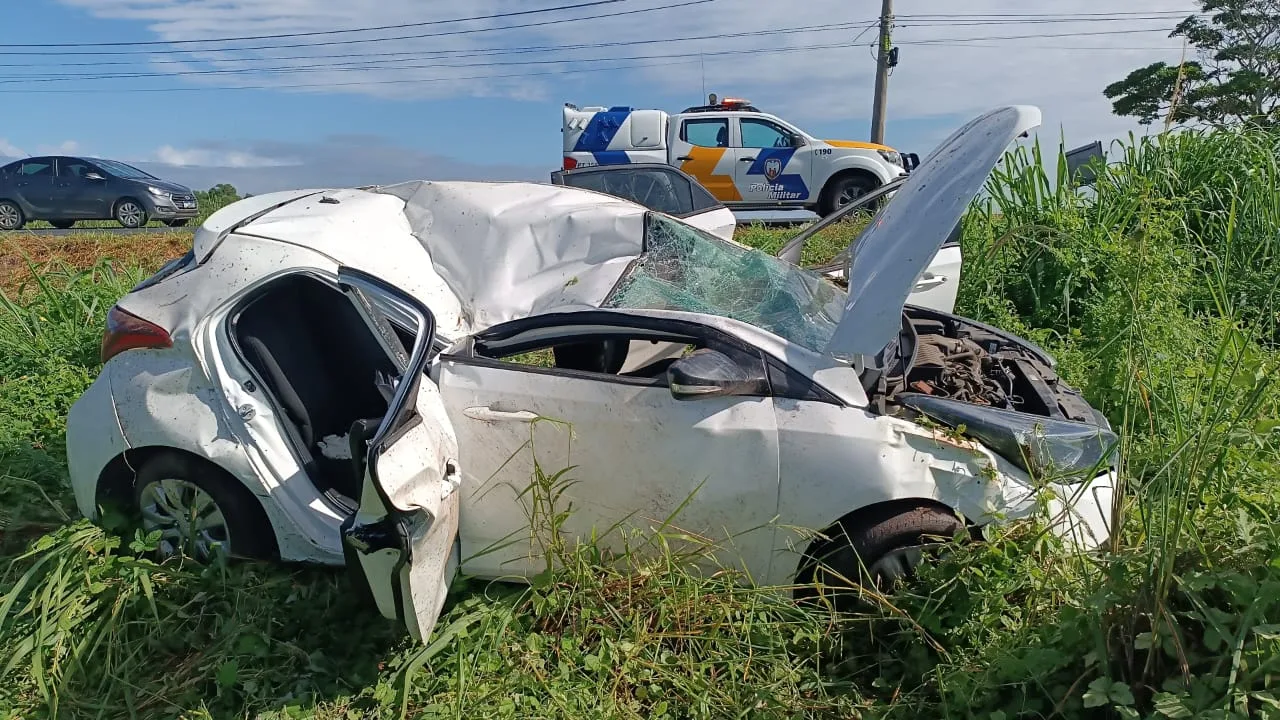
[874, 307, 1097, 424]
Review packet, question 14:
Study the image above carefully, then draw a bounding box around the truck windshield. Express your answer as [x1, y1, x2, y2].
[603, 213, 846, 353]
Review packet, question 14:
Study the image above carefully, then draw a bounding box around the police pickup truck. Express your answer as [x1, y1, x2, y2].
[562, 96, 918, 217]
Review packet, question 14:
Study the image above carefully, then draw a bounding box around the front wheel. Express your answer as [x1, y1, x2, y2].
[115, 199, 148, 228]
[133, 454, 278, 561]
[0, 200, 24, 231]
[796, 502, 964, 608]
[818, 174, 879, 217]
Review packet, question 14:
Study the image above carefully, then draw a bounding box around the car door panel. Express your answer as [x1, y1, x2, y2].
[337, 267, 460, 643]
[907, 244, 962, 313]
[435, 351, 781, 583]
[11, 158, 55, 214]
[733, 119, 812, 206]
[673, 116, 741, 203]
[53, 159, 108, 218]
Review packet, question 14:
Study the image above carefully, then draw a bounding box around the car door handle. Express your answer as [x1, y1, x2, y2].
[913, 275, 948, 291]
[676, 155, 693, 161]
[739, 157, 756, 162]
[462, 406, 539, 423]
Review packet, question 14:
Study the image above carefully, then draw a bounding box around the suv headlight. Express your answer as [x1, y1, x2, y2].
[899, 394, 1118, 480]
[878, 150, 903, 167]
[147, 186, 169, 197]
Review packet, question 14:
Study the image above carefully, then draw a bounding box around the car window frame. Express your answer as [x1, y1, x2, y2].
[56, 157, 102, 180]
[16, 158, 55, 178]
[445, 310, 774, 394]
[680, 117, 730, 149]
[738, 118, 795, 150]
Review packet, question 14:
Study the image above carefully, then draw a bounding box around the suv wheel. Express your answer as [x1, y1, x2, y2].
[819, 174, 879, 217]
[0, 200, 24, 230]
[115, 199, 147, 228]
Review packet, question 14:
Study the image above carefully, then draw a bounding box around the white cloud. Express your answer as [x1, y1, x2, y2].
[154, 144, 296, 168]
[55, 0, 1192, 149]
[35, 140, 81, 155]
[0, 138, 24, 158]
[133, 135, 543, 193]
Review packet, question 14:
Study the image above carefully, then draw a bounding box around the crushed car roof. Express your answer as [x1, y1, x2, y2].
[207, 181, 649, 336]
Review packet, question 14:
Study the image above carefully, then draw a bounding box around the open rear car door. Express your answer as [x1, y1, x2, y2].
[337, 267, 462, 642]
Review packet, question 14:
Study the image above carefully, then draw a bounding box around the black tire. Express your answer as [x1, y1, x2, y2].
[162, 219, 189, 227]
[132, 453, 278, 561]
[818, 173, 879, 217]
[114, 198, 148, 228]
[49, 219, 76, 230]
[796, 502, 964, 607]
[0, 200, 24, 231]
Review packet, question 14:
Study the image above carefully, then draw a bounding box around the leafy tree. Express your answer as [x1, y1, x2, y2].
[1103, 0, 1280, 126]
[195, 183, 240, 213]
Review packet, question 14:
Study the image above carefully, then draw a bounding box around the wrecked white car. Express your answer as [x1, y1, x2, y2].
[66, 106, 1115, 641]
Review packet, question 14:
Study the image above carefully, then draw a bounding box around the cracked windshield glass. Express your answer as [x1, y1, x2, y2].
[604, 213, 846, 352]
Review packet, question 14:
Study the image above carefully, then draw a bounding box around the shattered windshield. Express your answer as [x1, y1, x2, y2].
[603, 213, 846, 352]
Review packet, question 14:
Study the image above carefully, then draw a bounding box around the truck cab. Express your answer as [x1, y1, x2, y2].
[563, 98, 911, 217]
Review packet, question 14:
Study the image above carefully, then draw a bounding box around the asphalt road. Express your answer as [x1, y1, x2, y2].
[0, 226, 194, 237]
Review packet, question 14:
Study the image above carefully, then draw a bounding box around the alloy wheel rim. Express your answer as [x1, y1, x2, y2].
[118, 203, 143, 227]
[0, 204, 19, 229]
[838, 185, 868, 207]
[138, 478, 231, 559]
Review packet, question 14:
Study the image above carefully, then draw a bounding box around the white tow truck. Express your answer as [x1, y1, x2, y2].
[562, 96, 917, 217]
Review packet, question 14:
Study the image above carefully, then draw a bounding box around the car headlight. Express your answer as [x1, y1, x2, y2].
[147, 186, 168, 197]
[878, 150, 903, 167]
[899, 394, 1118, 480]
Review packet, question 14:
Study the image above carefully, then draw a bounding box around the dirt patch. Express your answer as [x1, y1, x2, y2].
[0, 231, 191, 296]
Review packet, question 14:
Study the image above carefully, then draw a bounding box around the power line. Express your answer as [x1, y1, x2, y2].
[0, 41, 864, 84]
[0, 48, 859, 94]
[0, 0, 629, 48]
[0, 22, 874, 71]
[0, 0, 714, 57]
[905, 28, 1180, 44]
[895, 9, 1195, 18]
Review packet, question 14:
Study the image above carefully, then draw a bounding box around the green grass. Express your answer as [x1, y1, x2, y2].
[3, 127, 1280, 718]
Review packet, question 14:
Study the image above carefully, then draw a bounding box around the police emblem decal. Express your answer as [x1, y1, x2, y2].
[764, 157, 782, 182]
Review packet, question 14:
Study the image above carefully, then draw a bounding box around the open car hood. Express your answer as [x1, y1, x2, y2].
[824, 106, 1042, 359]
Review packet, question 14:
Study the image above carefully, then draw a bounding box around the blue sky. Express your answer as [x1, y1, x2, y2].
[1, 0, 1190, 193]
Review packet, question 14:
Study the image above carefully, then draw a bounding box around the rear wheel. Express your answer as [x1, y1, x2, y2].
[796, 502, 965, 608]
[132, 454, 278, 561]
[114, 199, 147, 228]
[818, 173, 879, 217]
[0, 200, 24, 230]
[49, 219, 75, 230]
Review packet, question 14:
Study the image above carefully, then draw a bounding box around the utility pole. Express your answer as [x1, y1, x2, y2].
[869, 0, 894, 144]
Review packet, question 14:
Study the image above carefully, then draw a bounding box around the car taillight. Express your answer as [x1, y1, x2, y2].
[563, 156, 577, 170]
[101, 305, 172, 363]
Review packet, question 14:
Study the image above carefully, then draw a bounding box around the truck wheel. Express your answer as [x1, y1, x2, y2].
[795, 501, 964, 609]
[819, 173, 879, 217]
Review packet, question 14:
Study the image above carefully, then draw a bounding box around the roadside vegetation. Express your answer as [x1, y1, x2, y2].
[1, 124, 1278, 719]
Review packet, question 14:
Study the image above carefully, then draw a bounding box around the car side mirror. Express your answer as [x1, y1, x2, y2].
[791, 135, 807, 148]
[668, 349, 760, 400]
[84, 173, 104, 180]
